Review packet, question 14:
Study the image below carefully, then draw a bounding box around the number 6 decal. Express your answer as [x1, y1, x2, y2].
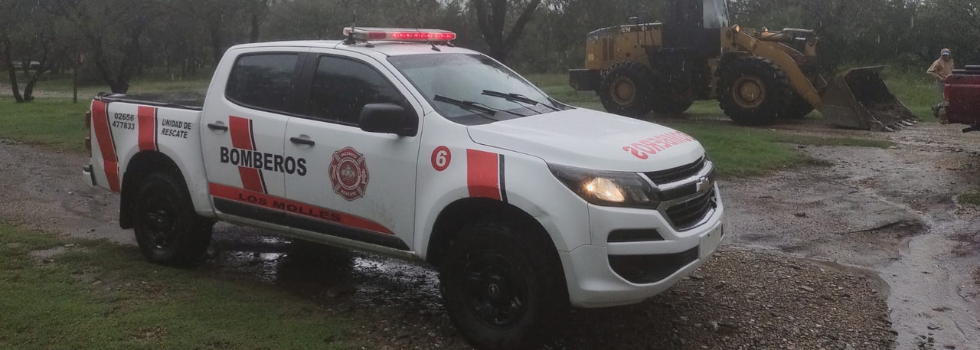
[431, 146, 451, 171]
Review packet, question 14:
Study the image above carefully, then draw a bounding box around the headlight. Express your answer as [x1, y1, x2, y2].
[549, 164, 660, 209]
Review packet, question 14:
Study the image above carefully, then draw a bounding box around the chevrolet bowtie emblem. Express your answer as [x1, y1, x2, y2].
[696, 176, 711, 193]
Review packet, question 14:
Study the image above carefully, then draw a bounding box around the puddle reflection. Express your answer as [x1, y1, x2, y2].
[203, 229, 443, 310]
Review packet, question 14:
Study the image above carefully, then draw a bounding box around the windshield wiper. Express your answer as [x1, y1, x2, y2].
[434, 95, 527, 118]
[482, 90, 561, 112]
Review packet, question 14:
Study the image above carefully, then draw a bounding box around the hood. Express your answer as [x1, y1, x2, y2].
[467, 109, 705, 172]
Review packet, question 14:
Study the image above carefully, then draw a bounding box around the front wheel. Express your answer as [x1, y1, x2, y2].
[440, 222, 564, 350]
[782, 93, 815, 119]
[133, 172, 213, 266]
[718, 57, 792, 126]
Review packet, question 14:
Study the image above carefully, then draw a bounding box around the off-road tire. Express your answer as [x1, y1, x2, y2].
[599, 61, 655, 118]
[782, 93, 815, 119]
[718, 57, 793, 125]
[650, 91, 695, 115]
[133, 172, 213, 267]
[440, 221, 565, 350]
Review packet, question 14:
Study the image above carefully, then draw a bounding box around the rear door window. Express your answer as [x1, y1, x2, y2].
[226, 53, 299, 113]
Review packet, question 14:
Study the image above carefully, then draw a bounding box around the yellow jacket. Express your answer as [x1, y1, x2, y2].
[928, 58, 955, 81]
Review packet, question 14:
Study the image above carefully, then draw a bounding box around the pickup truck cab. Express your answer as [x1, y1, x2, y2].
[83, 27, 725, 350]
[944, 65, 980, 132]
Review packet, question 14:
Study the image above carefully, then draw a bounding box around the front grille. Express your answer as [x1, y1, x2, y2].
[664, 188, 716, 231]
[608, 246, 699, 284]
[644, 156, 706, 185]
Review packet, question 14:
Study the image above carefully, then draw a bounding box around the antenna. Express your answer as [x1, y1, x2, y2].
[344, 11, 357, 45]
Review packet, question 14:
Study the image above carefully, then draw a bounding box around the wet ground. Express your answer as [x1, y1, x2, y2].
[0, 118, 977, 349]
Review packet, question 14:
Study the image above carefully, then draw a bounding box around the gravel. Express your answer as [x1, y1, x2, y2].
[339, 248, 894, 350]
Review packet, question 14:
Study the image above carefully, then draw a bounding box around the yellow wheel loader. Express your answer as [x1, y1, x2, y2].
[568, 0, 918, 131]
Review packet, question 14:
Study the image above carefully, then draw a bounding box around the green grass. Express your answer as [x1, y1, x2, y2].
[658, 123, 886, 176]
[20, 72, 212, 97]
[880, 68, 940, 122]
[0, 224, 355, 350]
[527, 69, 939, 121]
[668, 124, 801, 176]
[0, 99, 90, 152]
[0, 71, 904, 175]
[960, 190, 980, 206]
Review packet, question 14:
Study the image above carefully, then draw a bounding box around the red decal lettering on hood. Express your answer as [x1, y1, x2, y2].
[623, 131, 694, 160]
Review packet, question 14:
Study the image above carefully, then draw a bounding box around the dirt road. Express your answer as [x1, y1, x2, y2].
[722, 121, 980, 349]
[1, 121, 977, 349]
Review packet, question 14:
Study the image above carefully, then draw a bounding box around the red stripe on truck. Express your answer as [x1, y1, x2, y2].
[228, 116, 266, 193]
[229, 116, 254, 150]
[208, 183, 393, 235]
[91, 100, 121, 192]
[137, 106, 157, 151]
[466, 149, 502, 201]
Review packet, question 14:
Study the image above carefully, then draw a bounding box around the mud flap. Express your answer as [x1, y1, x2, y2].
[819, 66, 918, 131]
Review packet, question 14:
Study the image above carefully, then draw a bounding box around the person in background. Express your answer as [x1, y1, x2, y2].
[928, 48, 954, 123]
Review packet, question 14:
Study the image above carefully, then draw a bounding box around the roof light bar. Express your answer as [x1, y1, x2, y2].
[343, 27, 457, 42]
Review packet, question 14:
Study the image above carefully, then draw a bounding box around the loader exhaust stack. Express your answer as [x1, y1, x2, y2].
[819, 66, 918, 131]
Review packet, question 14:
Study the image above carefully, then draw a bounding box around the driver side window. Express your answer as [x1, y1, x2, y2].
[309, 56, 405, 125]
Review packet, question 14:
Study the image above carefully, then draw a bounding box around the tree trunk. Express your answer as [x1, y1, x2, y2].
[208, 20, 224, 66]
[1, 36, 25, 103]
[473, 0, 542, 64]
[23, 78, 37, 102]
[249, 12, 261, 43]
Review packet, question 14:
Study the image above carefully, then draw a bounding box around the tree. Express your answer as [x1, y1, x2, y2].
[0, 0, 63, 102]
[472, 0, 543, 63]
[42, 0, 158, 94]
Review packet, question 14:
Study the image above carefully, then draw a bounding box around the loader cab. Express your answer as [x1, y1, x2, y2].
[664, 0, 729, 57]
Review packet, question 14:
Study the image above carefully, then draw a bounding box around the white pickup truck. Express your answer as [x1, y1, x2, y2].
[83, 27, 725, 350]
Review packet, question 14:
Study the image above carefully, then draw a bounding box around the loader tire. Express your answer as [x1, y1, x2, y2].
[599, 61, 655, 118]
[650, 91, 694, 115]
[718, 57, 792, 126]
[782, 93, 815, 119]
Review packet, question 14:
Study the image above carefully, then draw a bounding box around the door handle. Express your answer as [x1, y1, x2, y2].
[290, 136, 315, 146]
[207, 122, 228, 131]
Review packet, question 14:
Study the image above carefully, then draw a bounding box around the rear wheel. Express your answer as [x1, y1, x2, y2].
[718, 57, 792, 125]
[133, 172, 213, 266]
[441, 221, 564, 350]
[598, 61, 655, 118]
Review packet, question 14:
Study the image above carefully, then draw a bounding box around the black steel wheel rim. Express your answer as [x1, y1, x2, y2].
[140, 194, 178, 249]
[461, 252, 529, 327]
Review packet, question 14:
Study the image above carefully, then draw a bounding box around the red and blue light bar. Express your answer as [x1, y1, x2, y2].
[343, 27, 457, 42]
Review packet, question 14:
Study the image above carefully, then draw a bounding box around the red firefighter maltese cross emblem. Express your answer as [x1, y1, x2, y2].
[329, 147, 370, 201]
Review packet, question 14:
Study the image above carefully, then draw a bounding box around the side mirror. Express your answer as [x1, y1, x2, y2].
[359, 103, 418, 137]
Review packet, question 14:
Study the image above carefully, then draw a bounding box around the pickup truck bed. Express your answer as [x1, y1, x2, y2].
[944, 66, 980, 131]
[100, 92, 206, 110]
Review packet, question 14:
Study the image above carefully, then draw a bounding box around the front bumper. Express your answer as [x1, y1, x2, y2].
[562, 184, 725, 308]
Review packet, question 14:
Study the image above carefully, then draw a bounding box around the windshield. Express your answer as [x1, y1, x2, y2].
[704, 0, 730, 29]
[388, 54, 561, 123]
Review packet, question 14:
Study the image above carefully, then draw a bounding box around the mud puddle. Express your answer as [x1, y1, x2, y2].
[194, 231, 895, 350]
[203, 225, 443, 311]
[723, 122, 980, 349]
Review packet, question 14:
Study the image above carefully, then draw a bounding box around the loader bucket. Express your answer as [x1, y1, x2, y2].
[819, 66, 918, 131]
